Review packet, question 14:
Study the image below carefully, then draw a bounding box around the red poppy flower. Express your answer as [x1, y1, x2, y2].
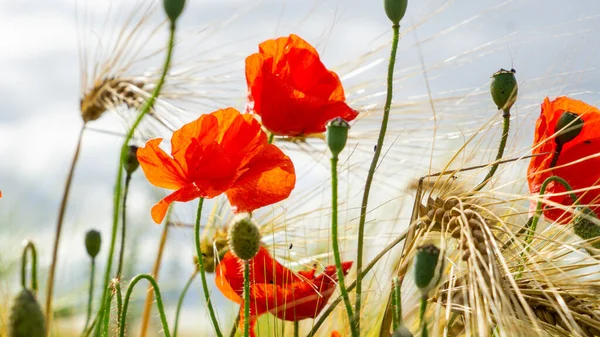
[528, 96, 600, 223]
[215, 246, 353, 337]
[245, 34, 358, 137]
[137, 108, 296, 223]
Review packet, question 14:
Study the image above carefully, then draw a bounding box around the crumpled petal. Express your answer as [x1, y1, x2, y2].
[137, 138, 187, 190]
[150, 184, 202, 224]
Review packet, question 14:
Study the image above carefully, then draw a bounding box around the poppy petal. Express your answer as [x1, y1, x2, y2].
[137, 138, 187, 190]
[226, 144, 296, 213]
[171, 114, 219, 166]
[150, 184, 202, 224]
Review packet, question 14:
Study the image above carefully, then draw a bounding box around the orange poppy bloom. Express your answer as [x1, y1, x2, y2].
[137, 108, 296, 223]
[331, 331, 342, 337]
[216, 246, 353, 337]
[528, 96, 600, 223]
[245, 34, 358, 137]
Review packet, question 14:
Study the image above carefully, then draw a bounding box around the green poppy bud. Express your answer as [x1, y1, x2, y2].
[392, 326, 414, 337]
[573, 207, 600, 249]
[414, 244, 443, 297]
[8, 289, 45, 337]
[227, 214, 261, 260]
[85, 230, 102, 259]
[327, 117, 350, 157]
[163, 0, 186, 23]
[490, 68, 518, 112]
[384, 0, 408, 25]
[555, 111, 584, 146]
[122, 145, 140, 175]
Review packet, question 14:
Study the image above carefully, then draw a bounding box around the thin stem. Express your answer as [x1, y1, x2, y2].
[331, 156, 358, 337]
[549, 142, 563, 168]
[45, 125, 85, 334]
[268, 133, 275, 144]
[113, 281, 123, 328]
[173, 270, 198, 337]
[21, 240, 38, 294]
[229, 312, 241, 337]
[392, 277, 402, 331]
[117, 173, 132, 278]
[119, 274, 171, 337]
[96, 22, 177, 337]
[473, 111, 511, 192]
[82, 258, 96, 335]
[419, 296, 427, 327]
[195, 198, 223, 337]
[244, 260, 250, 337]
[101, 289, 113, 337]
[355, 23, 400, 327]
[294, 320, 299, 337]
[306, 230, 407, 337]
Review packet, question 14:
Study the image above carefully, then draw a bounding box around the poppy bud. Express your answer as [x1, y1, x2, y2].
[554, 111, 584, 146]
[227, 214, 261, 260]
[392, 326, 414, 337]
[199, 237, 229, 273]
[122, 145, 140, 175]
[384, 0, 408, 25]
[85, 230, 102, 259]
[414, 244, 442, 297]
[327, 117, 350, 157]
[163, 0, 186, 22]
[490, 68, 518, 112]
[573, 207, 600, 249]
[8, 289, 45, 337]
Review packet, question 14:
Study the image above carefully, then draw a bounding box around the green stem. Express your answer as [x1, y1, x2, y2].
[21, 240, 38, 294]
[119, 274, 171, 337]
[392, 277, 402, 331]
[96, 22, 177, 337]
[82, 258, 96, 335]
[517, 176, 577, 278]
[473, 111, 511, 192]
[113, 281, 123, 328]
[195, 198, 223, 337]
[268, 133, 275, 144]
[306, 231, 407, 337]
[549, 143, 563, 168]
[244, 260, 250, 337]
[229, 312, 241, 337]
[331, 156, 358, 337]
[101, 289, 113, 337]
[294, 320, 299, 337]
[117, 173, 132, 278]
[173, 270, 198, 337]
[419, 296, 428, 337]
[355, 23, 400, 327]
[45, 125, 85, 335]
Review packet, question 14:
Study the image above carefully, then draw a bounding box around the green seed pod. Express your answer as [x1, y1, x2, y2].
[8, 289, 45, 337]
[573, 207, 600, 249]
[163, 0, 186, 23]
[122, 145, 140, 175]
[85, 230, 102, 259]
[384, 0, 408, 25]
[555, 111, 584, 146]
[227, 214, 261, 260]
[326, 117, 350, 157]
[490, 68, 518, 112]
[392, 326, 414, 337]
[414, 244, 442, 297]
[199, 237, 229, 273]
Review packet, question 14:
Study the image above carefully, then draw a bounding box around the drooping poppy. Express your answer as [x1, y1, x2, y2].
[137, 108, 296, 223]
[527, 96, 600, 223]
[215, 246, 353, 337]
[245, 34, 358, 137]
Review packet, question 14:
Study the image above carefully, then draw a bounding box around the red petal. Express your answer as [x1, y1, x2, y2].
[137, 138, 187, 190]
[150, 184, 202, 224]
[171, 114, 219, 167]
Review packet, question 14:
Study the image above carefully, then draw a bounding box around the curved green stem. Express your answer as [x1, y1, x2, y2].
[173, 270, 198, 337]
[243, 260, 250, 337]
[96, 22, 177, 337]
[331, 156, 358, 337]
[82, 258, 96, 335]
[473, 111, 511, 192]
[21, 240, 38, 294]
[117, 172, 132, 278]
[355, 23, 400, 327]
[194, 198, 223, 337]
[119, 274, 171, 337]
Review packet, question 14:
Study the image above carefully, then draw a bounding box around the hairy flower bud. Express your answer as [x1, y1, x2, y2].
[327, 117, 350, 157]
[384, 0, 408, 25]
[227, 214, 261, 260]
[163, 0, 186, 22]
[490, 68, 518, 112]
[414, 244, 442, 297]
[392, 326, 414, 337]
[85, 230, 102, 259]
[555, 111, 584, 146]
[573, 207, 600, 249]
[8, 289, 45, 337]
[122, 145, 140, 175]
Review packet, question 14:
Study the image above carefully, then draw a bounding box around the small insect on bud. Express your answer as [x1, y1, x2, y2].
[122, 145, 140, 175]
[85, 230, 102, 259]
[490, 68, 518, 112]
[414, 244, 443, 297]
[327, 117, 350, 157]
[573, 207, 600, 249]
[384, 0, 408, 25]
[554, 111, 584, 146]
[227, 214, 261, 261]
[163, 0, 186, 23]
[8, 289, 45, 337]
[392, 326, 414, 337]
